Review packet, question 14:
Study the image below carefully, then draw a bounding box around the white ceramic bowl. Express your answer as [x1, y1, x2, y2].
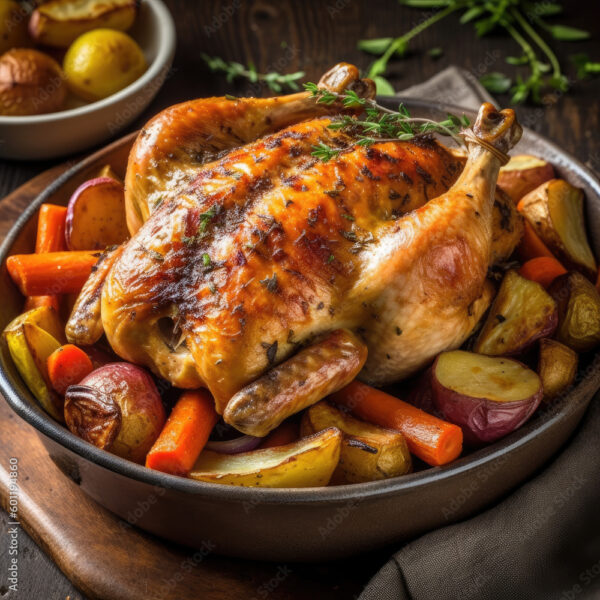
[0, 0, 175, 161]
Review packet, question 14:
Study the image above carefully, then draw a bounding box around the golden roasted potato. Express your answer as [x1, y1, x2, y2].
[538, 338, 578, 401]
[0, 48, 67, 115]
[491, 187, 524, 263]
[518, 179, 597, 279]
[300, 401, 411, 484]
[190, 428, 342, 488]
[0, 0, 30, 54]
[29, 0, 138, 48]
[498, 154, 555, 203]
[63, 28, 146, 101]
[3, 307, 65, 421]
[475, 270, 557, 356]
[549, 272, 600, 352]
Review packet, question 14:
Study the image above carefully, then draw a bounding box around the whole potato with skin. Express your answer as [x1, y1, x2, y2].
[0, 48, 67, 115]
[63, 28, 146, 101]
[64, 363, 166, 463]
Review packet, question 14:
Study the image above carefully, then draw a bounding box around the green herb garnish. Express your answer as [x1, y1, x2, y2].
[202, 54, 305, 93]
[358, 0, 594, 104]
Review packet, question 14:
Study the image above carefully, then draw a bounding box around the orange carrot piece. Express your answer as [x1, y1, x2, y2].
[7, 251, 100, 296]
[519, 256, 567, 289]
[29, 204, 68, 309]
[146, 389, 218, 476]
[36, 204, 67, 253]
[517, 221, 556, 263]
[47, 344, 93, 395]
[24, 294, 60, 312]
[258, 421, 299, 449]
[330, 380, 463, 467]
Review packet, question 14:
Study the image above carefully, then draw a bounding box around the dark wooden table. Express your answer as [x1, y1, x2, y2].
[1, 1, 599, 597]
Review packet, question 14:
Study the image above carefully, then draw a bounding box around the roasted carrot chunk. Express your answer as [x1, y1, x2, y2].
[7, 251, 100, 296]
[330, 380, 463, 466]
[146, 390, 219, 476]
[47, 344, 94, 395]
[519, 256, 567, 289]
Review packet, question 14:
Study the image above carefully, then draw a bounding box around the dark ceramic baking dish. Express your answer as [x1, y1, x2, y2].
[1, 99, 599, 561]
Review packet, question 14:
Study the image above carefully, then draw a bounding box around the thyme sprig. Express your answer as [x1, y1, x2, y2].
[202, 54, 305, 93]
[358, 0, 594, 104]
[304, 83, 469, 161]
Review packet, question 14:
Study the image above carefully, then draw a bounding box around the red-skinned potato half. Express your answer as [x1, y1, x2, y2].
[432, 350, 543, 445]
[66, 177, 130, 250]
[64, 362, 165, 463]
[474, 270, 557, 356]
[497, 154, 555, 203]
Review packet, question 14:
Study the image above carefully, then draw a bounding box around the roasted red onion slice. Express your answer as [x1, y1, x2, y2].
[205, 435, 261, 454]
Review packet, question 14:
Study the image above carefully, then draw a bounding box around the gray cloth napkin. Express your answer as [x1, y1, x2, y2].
[359, 68, 600, 600]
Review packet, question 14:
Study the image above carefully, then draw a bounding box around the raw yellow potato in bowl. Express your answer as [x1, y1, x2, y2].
[63, 28, 146, 102]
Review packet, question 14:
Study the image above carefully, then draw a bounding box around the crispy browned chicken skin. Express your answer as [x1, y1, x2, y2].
[67, 64, 522, 434]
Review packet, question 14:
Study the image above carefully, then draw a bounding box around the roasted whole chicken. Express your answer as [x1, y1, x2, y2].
[66, 63, 523, 436]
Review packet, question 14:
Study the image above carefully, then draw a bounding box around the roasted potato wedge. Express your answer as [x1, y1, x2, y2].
[538, 338, 578, 401]
[301, 401, 411, 484]
[518, 179, 597, 279]
[3, 308, 64, 421]
[549, 272, 600, 352]
[475, 270, 557, 356]
[4, 305, 66, 344]
[497, 154, 555, 203]
[190, 428, 342, 488]
[491, 187, 524, 263]
[97, 164, 123, 184]
[432, 350, 543, 444]
[29, 0, 138, 48]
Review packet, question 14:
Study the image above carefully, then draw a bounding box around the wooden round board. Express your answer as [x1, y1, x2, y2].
[0, 137, 381, 600]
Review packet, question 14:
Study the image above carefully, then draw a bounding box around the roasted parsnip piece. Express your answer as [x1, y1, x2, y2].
[518, 179, 597, 279]
[475, 270, 557, 356]
[224, 329, 367, 437]
[29, 0, 138, 48]
[537, 338, 578, 401]
[190, 428, 342, 488]
[497, 154, 555, 202]
[301, 401, 411, 484]
[549, 272, 600, 352]
[3, 307, 65, 421]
